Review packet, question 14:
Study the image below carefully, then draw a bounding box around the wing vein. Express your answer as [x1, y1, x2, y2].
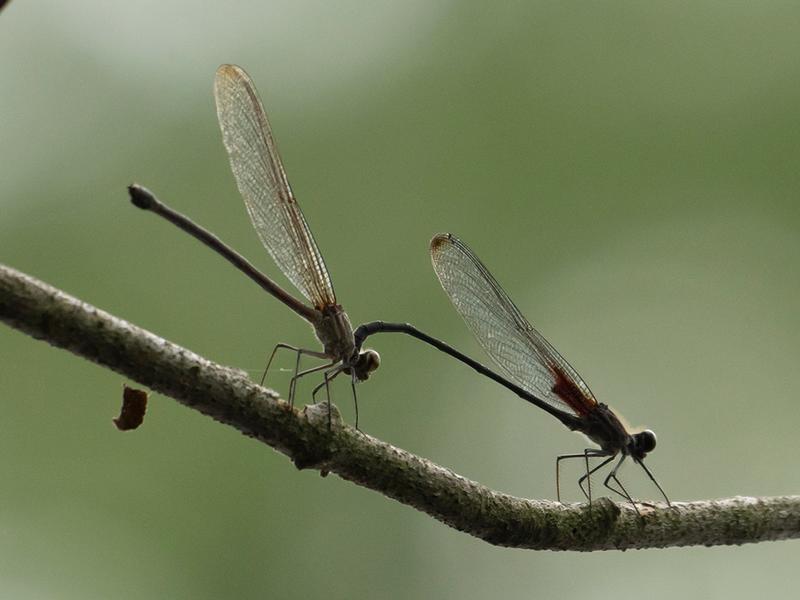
[213, 64, 336, 309]
[430, 233, 597, 416]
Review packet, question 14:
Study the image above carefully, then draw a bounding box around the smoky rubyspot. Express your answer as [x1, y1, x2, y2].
[131, 64, 668, 513]
[129, 66, 664, 511]
[429, 233, 671, 514]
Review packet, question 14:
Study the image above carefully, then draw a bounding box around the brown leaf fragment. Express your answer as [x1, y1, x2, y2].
[114, 385, 148, 430]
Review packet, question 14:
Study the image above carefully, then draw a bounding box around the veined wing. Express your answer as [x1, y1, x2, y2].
[429, 233, 597, 416]
[214, 64, 336, 310]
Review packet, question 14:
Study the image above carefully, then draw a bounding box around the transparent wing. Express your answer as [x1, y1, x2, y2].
[430, 233, 597, 416]
[214, 64, 336, 309]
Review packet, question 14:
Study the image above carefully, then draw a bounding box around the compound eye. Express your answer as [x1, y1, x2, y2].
[637, 429, 657, 454]
[364, 349, 381, 373]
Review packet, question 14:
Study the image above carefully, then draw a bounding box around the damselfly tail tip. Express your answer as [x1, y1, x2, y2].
[128, 184, 156, 210]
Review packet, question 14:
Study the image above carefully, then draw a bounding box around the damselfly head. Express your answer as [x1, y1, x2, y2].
[629, 429, 657, 459]
[349, 349, 381, 381]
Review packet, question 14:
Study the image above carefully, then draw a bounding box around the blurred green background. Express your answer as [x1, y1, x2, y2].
[2, 1, 799, 598]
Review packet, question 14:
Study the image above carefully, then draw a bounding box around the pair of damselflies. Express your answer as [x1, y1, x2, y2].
[130, 64, 670, 513]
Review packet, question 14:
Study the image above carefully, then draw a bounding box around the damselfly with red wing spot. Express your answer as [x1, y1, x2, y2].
[429, 233, 671, 514]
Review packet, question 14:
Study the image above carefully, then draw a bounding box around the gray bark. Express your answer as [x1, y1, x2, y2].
[2, 263, 798, 551]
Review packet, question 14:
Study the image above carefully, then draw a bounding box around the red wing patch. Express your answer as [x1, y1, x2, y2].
[550, 364, 595, 416]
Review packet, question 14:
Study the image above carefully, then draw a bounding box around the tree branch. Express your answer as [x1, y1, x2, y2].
[1, 263, 798, 550]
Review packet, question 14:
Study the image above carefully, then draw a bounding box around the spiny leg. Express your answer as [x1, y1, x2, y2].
[288, 360, 337, 407]
[556, 450, 610, 503]
[261, 343, 296, 386]
[576, 453, 616, 505]
[349, 370, 360, 431]
[260, 343, 328, 386]
[259, 343, 329, 404]
[311, 365, 345, 430]
[556, 453, 586, 504]
[603, 454, 641, 517]
[635, 458, 672, 508]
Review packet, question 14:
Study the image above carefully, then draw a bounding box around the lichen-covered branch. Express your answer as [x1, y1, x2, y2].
[1, 263, 799, 551]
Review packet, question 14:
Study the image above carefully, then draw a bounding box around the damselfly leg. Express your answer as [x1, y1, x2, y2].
[261, 343, 330, 404]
